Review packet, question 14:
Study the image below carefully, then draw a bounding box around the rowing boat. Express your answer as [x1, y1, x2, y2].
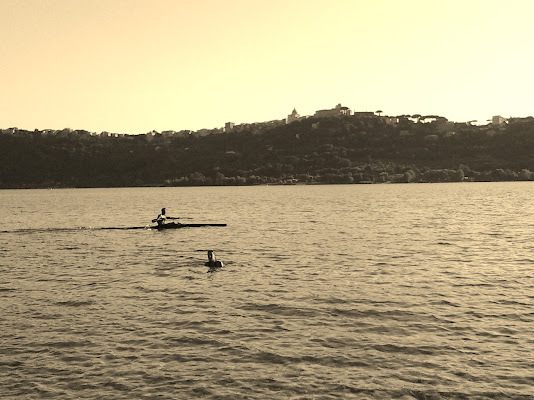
[153, 222, 227, 230]
[101, 222, 227, 230]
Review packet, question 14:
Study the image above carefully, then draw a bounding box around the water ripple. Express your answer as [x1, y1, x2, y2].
[2, 184, 534, 399]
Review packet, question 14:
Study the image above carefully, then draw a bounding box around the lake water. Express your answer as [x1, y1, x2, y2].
[1, 183, 534, 399]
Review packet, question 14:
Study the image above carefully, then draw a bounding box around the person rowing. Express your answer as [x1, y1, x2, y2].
[152, 208, 179, 226]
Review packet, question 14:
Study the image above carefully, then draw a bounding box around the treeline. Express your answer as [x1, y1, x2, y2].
[2, 115, 534, 188]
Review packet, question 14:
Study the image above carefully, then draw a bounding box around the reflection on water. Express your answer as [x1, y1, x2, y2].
[1, 183, 534, 399]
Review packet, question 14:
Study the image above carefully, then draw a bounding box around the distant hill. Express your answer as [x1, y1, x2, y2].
[2, 115, 534, 188]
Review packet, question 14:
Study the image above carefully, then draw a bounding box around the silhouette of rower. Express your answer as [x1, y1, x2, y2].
[153, 208, 179, 226]
[155, 208, 167, 226]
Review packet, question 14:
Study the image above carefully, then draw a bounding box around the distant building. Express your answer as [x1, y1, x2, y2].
[230, 120, 284, 135]
[314, 103, 352, 118]
[232, 123, 247, 133]
[435, 120, 455, 134]
[383, 117, 399, 125]
[144, 131, 158, 141]
[352, 112, 375, 118]
[195, 129, 211, 137]
[192, 128, 223, 137]
[174, 130, 192, 138]
[492, 115, 506, 125]
[224, 122, 235, 133]
[286, 108, 302, 124]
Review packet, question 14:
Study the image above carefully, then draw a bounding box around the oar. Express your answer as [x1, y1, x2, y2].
[151, 216, 193, 222]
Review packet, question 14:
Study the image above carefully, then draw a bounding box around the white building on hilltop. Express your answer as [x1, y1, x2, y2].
[492, 115, 506, 125]
[286, 108, 302, 124]
[314, 103, 352, 118]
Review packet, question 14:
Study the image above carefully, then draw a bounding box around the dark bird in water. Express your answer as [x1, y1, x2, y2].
[205, 250, 224, 268]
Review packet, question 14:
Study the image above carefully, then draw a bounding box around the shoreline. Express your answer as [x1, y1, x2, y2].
[1, 179, 531, 190]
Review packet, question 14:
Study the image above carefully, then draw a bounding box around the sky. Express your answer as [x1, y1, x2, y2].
[1, 0, 533, 134]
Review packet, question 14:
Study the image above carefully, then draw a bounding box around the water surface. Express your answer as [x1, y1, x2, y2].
[1, 183, 534, 399]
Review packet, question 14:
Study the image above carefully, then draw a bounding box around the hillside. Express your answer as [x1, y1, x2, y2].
[2, 115, 534, 188]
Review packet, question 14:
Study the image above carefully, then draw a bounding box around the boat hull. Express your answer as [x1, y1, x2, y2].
[153, 222, 227, 230]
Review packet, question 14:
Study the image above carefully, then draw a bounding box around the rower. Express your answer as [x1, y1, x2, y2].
[205, 250, 224, 268]
[155, 208, 167, 226]
[153, 208, 180, 226]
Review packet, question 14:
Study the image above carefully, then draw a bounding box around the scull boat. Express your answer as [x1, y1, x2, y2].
[101, 222, 227, 230]
[153, 222, 227, 230]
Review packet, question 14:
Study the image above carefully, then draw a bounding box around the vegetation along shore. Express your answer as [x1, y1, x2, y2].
[2, 113, 534, 189]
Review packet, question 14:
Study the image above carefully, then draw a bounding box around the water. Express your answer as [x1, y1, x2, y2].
[1, 183, 534, 399]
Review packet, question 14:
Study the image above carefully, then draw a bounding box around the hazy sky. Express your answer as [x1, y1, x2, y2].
[2, 0, 533, 134]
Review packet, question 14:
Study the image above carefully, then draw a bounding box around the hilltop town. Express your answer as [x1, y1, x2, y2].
[1, 104, 534, 188]
[2, 103, 362, 138]
[0, 103, 512, 141]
